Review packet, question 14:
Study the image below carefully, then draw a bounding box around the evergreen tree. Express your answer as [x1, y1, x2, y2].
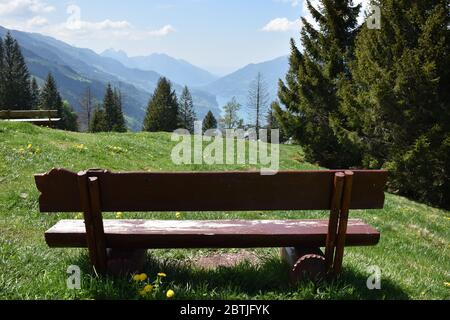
[30, 77, 40, 110]
[220, 97, 243, 130]
[1, 32, 32, 110]
[40, 72, 63, 116]
[103, 84, 116, 131]
[0, 37, 4, 107]
[348, 0, 450, 208]
[89, 105, 109, 133]
[202, 111, 218, 133]
[112, 88, 127, 132]
[178, 86, 196, 132]
[143, 77, 179, 132]
[276, 0, 361, 168]
[266, 101, 288, 143]
[61, 101, 79, 132]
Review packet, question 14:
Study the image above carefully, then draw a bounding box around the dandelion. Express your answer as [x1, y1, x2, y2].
[75, 144, 87, 151]
[166, 289, 175, 299]
[138, 273, 148, 281]
[445, 282, 450, 287]
[133, 274, 141, 282]
[176, 212, 183, 219]
[116, 212, 124, 219]
[143, 284, 153, 293]
[158, 272, 167, 278]
[27, 143, 32, 149]
[138, 289, 147, 296]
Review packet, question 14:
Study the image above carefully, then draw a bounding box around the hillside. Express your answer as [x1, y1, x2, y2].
[202, 56, 289, 119]
[101, 49, 218, 87]
[0, 122, 448, 300]
[0, 27, 221, 130]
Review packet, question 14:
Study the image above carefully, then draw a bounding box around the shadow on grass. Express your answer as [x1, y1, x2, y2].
[73, 252, 409, 300]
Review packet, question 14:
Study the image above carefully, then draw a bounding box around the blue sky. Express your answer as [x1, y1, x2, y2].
[0, 0, 368, 74]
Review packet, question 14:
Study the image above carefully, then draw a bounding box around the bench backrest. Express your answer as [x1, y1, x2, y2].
[0, 110, 58, 119]
[35, 169, 388, 213]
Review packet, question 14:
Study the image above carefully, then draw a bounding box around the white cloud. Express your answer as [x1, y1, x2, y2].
[65, 5, 131, 32]
[27, 15, 48, 27]
[0, 0, 54, 16]
[262, 17, 301, 32]
[147, 24, 176, 37]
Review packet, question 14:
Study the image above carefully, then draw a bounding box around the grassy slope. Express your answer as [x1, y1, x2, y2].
[0, 122, 448, 300]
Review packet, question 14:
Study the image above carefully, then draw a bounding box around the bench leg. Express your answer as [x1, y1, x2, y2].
[281, 247, 326, 284]
[107, 248, 147, 277]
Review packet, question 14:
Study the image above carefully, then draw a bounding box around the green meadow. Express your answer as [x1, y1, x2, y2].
[0, 122, 448, 300]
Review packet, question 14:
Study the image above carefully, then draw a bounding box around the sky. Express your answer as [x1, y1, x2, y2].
[0, 0, 369, 75]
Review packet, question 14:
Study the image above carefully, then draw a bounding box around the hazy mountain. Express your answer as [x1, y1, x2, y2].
[0, 26, 220, 130]
[102, 49, 217, 87]
[202, 56, 289, 120]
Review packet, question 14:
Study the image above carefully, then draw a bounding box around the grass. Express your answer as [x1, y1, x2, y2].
[0, 121, 449, 300]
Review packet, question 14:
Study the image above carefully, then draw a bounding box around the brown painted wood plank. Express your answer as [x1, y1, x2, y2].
[87, 176, 107, 274]
[324, 172, 345, 273]
[0, 110, 58, 119]
[45, 219, 380, 249]
[333, 171, 355, 275]
[2, 118, 61, 123]
[77, 171, 99, 271]
[35, 169, 388, 213]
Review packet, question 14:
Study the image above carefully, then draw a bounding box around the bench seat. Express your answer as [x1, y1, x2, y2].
[45, 219, 380, 249]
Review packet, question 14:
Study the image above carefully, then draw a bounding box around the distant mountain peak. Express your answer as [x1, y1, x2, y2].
[101, 48, 129, 60]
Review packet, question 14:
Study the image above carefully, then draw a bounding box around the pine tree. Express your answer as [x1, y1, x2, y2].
[220, 97, 242, 130]
[89, 105, 109, 133]
[266, 101, 288, 143]
[103, 84, 116, 131]
[276, 0, 361, 168]
[112, 88, 127, 132]
[40, 73, 63, 116]
[348, 0, 450, 208]
[143, 77, 179, 132]
[61, 101, 79, 132]
[30, 77, 40, 110]
[0, 37, 4, 107]
[202, 111, 217, 133]
[1, 32, 32, 110]
[178, 86, 196, 132]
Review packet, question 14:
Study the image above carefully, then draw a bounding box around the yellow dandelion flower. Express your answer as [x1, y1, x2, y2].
[166, 289, 175, 299]
[138, 289, 147, 296]
[445, 282, 450, 287]
[27, 143, 32, 149]
[133, 274, 141, 282]
[143, 284, 153, 293]
[116, 212, 124, 219]
[138, 273, 148, 281]
[176, 212, 182, 219]
[158, 272, 167, 278]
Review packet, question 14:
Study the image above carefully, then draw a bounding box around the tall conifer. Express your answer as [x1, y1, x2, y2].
[276, 0, 361, 168]
[178, 86, 196, 133]
[1, 32, 31, 109]
[143, 77, 179, 132]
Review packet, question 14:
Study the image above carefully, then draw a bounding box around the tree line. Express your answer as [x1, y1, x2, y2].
[0, 32, 78, 131]
[272, 0, 449, 209]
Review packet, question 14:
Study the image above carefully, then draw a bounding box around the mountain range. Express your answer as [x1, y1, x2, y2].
[0, 26, 289, 130]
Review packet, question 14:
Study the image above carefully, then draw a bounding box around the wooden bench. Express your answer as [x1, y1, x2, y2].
[35, 168, 388, 280]
[0, 110, 60, 126]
